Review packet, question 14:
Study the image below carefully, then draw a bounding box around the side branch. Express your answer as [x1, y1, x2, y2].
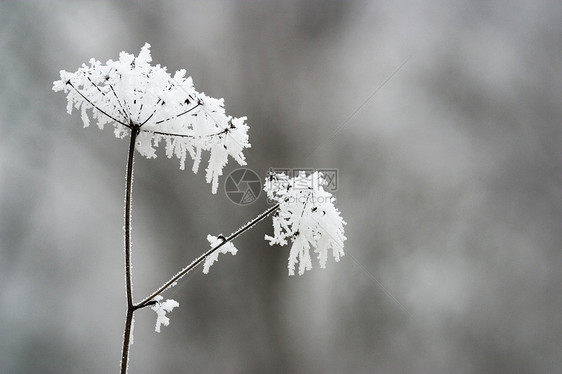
[136, 203, 280, 309]
[153, 102, 202, 125]
[144, 128, 228, 139]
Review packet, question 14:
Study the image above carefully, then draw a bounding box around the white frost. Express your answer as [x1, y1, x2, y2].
[264, 171, 346, 275]
[150, 295, 180, 333]
[53, 43, 250, 193]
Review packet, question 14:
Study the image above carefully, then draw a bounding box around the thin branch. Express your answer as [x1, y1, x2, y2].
[67, 82, 130, 127]
[143, 127, 228, 139]
[139, 98, 161, 127]
[109, 83, 131, 120]
[135, 203, 280, 309]
[86, 76, 128, 120]
[136, 98, 146, 124]
[154, 102, 202, 125]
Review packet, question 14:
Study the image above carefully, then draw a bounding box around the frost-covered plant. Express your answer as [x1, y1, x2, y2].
[53, 43, 249, 193]
[53, 44, 345, 374]
[264, 171, 346, 275]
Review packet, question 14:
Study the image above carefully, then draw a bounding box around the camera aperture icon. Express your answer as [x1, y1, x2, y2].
[224, 168, 261, 205]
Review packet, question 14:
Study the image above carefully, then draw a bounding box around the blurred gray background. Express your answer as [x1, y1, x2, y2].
[1, 1, 561, 373]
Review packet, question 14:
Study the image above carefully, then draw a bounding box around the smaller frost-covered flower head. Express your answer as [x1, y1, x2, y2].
[265, 171, 346, 275]
[53, 43, 250, 193]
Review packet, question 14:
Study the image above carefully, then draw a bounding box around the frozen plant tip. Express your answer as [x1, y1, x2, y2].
[52, 43, 250, 193]
[265, 172, 346, 275]
[150, 296, 180, 333]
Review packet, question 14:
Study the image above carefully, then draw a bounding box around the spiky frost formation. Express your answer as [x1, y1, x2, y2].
[53, 43, 250, 193]
[265, 171, 346, 275]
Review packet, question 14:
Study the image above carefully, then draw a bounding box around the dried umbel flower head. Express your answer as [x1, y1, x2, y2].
[53, 43, 250, 193]
[264, 171, 346, 275]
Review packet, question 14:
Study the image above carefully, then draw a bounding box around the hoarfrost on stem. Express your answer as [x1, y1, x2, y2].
[52, 43, 250, 193]
[265, 171, 346, 275]
[150, 296, 179, 333]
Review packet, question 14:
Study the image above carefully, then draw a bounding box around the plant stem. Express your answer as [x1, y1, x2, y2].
[136, 203, 280, 309]
[120, 309, 134, 374]
[120, 126, 139, 374]
[118, 124, 279, 372]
